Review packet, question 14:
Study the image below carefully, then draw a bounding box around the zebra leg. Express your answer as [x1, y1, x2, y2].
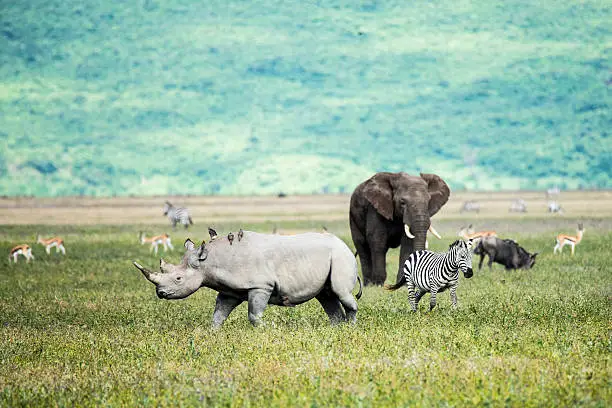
[406, 281, 418, 312]
[450, 282, 458, 310]
[414, 289, 425, 307]
[429, 287, 439, 311]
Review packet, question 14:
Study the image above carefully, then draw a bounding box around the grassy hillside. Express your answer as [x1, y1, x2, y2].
[0, 0, 610, 196]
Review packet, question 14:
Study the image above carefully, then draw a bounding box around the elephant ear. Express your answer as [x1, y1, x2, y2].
[363, 173, 394, 220]
[420, 173, 450, 216]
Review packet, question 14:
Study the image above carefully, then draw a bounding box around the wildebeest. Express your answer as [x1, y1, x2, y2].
[474, 236, 538, 271]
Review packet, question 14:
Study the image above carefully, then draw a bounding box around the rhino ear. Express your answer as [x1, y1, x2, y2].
[197, 243, 208, 261]
[184, 239, 195, 251]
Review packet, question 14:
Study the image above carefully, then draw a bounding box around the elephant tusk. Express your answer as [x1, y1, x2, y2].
[133, 261, 161, 284]
[429, 224, 442, 239]
[404, 224, 415, 239]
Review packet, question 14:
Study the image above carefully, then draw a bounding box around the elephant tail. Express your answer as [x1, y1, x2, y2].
[384, 274, 406, 291]
[355, 275, 363, 299]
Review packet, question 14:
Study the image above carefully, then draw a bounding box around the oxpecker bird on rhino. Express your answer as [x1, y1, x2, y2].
[133, 231, 362, 327]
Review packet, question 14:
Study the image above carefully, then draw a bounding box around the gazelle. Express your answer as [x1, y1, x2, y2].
[9, 244, 34, 263]
[554, 223, 584, 255]
[139, 232, 174, 254]
[458, 224, 497, 242]
[37, 234, 66, 255]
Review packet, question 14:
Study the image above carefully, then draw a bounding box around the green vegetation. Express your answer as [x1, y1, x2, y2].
[0, 0, 610, 196]
[0, 221, 610, 406]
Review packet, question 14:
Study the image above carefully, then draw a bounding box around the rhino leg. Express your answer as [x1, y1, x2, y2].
[212, 294, 243, 329]
[247, 288, 272, 327]
[316, 293, 346, 325]
[338, 294, 358, 324]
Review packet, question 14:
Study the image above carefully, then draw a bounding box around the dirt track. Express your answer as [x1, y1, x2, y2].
[0, 191, 611, 234]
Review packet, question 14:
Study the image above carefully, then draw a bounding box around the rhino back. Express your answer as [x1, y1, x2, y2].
[204, 232, 342, 301]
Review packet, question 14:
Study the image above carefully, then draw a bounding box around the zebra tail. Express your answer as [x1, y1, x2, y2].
[355, 275, 363, 299]
[384, 273, 406, 291]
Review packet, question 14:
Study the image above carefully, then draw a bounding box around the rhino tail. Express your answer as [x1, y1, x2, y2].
[355, 275, 363, 299]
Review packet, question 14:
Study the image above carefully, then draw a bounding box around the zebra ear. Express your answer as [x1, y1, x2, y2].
[184, 239, 196, 251]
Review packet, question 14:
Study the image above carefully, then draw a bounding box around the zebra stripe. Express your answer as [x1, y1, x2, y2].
[386, 240, 473, 311]
[163, 201, 193, 229]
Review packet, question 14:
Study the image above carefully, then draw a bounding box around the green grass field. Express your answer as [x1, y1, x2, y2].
[0, 216, 610, 406]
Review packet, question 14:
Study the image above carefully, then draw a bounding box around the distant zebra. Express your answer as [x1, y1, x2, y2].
[547, 201, 563, 214]
[460, 200, 480, 213]
[386, 240, 474, 311]
[163, 201, 193, 229]
[509, 199, 527, 213]
[545, 186, 560, 200]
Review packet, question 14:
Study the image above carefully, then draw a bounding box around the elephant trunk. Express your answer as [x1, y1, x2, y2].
[404, 213, 430, 252]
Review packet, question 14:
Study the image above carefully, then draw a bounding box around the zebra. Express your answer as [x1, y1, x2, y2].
[385, 240, 474, 311]
[547, 201, 563, 214]
[460, 200, 480, 213]
[163, 201, 193, 229]
[509, 199, 527, 213]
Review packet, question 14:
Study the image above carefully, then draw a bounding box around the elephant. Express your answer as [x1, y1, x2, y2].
[349, 172, 450, 286]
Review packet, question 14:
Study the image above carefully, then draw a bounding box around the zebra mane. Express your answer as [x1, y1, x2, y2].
[448, 240, 465, 250]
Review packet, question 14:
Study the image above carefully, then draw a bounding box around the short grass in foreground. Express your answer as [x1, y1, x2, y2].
[0, 223, 610, 406]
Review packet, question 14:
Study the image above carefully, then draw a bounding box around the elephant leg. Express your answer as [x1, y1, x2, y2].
[354, 242, 373, 285]
[316, 293, 346, 325]
[212, 294, 243, 328]
[247, 288, 272, 327]
[371, 248, 388, 285]
[397, 238, 414, 284]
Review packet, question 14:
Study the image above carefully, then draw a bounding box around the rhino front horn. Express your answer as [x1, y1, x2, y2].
[133, 261, 161, 284]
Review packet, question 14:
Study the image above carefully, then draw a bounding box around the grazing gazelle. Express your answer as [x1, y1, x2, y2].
[9, 244, 34, 263]
[554, 223, 584, 255]
[139, 232, 174, 254]
[458, 224, 497, 242]
[37, 234, 66, 255]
